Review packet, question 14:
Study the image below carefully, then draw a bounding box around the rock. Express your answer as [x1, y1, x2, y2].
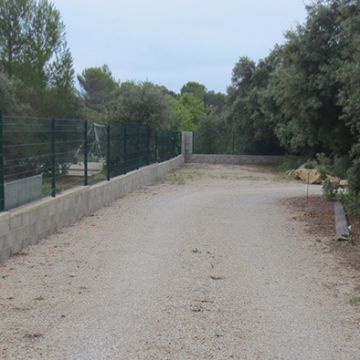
[286, 169, 295, 177]
[339, 180, 349, 188]
[292, 168, 323, 184]
[327, 176, 341, 186]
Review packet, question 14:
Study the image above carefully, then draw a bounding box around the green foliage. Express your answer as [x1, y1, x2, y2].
[348, 145, 360, 196]
[204, 91, 225, 113]
[165, 94, 191, 131]
[322, 179, 340, 201]
[0, 0, 77, 117]
[0, 72, 29, 114]
[78, 65, 118, 113]
[278, 156, 305, 172]
[194, 113, 230, 154]
[0, 0, 32, 77]
[223, 0, 360, 198]
[227, 56, 284, 155]
[181, 82, 206, 101]
[340, 192, 360, 216]
[315, 153, 331, 179]
[267, 2, 352, 155]
[332, 155, 351, 179]
[107, 81, 169, 129]
[178, 93, 205, 131]
[303, 160, 318, 170]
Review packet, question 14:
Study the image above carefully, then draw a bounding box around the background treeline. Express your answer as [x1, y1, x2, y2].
[0, 0, 225, 131]
[209, 0, 360, 200]
[1, 0, 360, 196]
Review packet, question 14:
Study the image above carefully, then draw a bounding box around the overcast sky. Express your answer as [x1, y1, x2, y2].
[53, 0, 308, 93]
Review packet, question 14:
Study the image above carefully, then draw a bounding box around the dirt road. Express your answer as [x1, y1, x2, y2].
[1, 164, 359, 359]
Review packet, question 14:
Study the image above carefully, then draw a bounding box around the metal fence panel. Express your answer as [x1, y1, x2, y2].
[0, 115, 181, 211]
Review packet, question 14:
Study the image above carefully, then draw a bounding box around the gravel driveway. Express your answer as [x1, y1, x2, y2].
[1, 164, 359, 359]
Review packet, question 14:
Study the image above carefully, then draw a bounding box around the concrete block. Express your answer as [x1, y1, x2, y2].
[0, 234, 10, 250]
[29, 208, 41, 225]
[10, 214, 23, 230]
[0, 247, 11, 262]
[0, 216, 10, 237]
[9, 234, 24, 255]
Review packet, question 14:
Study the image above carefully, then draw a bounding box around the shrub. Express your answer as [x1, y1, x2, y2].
[332, 155, 351, 179]
[303, 159, 318, 169]
[322, 179, 339, 201]
[278, 156, 305, 172]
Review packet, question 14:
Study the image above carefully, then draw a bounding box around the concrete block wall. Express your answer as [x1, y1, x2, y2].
[182, 131, 283, 165]
[0, 155, 184, 262]
[190, 154, 284, 165]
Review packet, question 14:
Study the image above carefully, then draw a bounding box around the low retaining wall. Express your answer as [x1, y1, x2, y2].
[190, 154, 284, 165]
[0, 155, 184, 261]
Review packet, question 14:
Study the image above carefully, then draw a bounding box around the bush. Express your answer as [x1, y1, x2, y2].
[322, 179, 339, 201]
[332, 155, 351, 179]
[339, 192, 360, 216]
[349, 145, 360, 196]
[303, 159, 318, 169]
[278, 156, 305, 172]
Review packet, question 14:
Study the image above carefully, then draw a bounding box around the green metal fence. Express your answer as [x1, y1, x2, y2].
[0, 112, 182, 211]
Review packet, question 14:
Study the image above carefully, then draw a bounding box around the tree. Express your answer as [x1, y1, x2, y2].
[195, 113, 230, 154]
[204, 91, 225, 113]
[178, 93, 206, 131]
[181, 81, 207, 101]
[0, 0, 32, 77]
[227, 56, 283, 155]
[0, 0, 78, 117]
[78, 65, 118, 113]
[107, 81, 169, 128]
[165, 94, 192, 131]
[0, 71, 29, 114]
[266, 0, 353, 156]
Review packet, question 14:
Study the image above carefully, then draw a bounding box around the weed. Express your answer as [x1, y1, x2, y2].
[349, 296, 360, 306]
[167, 173, 186, 185]
[192, 248, 202, 254]
[323, 179, 340, 200]
[24, 333, 43, 340]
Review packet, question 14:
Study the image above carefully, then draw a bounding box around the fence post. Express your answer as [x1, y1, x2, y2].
[178, 132, 181, 155]
[232, 130, 235, 155]
[84, 119, 88, 186]
[0, 111, 4, 211]
[51, 118, 56, 197]
[146, 127, 151, 165]
[123, 126, 127, 173]
[154, 130, 158, 162]
[136, 127, 140, 169]
[107, 125, 111, 181]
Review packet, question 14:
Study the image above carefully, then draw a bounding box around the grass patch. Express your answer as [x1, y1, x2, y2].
[217, 174, 264, 181]
[167, 173, 186, 185]
[167, 171, 205, 184]
[349, 295, 360, 306]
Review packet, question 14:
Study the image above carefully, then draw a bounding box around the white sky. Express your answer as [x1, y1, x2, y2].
[53, 0, 308, 93]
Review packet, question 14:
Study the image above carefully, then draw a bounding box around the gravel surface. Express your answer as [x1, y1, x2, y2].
[1, 164, 360, 360]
